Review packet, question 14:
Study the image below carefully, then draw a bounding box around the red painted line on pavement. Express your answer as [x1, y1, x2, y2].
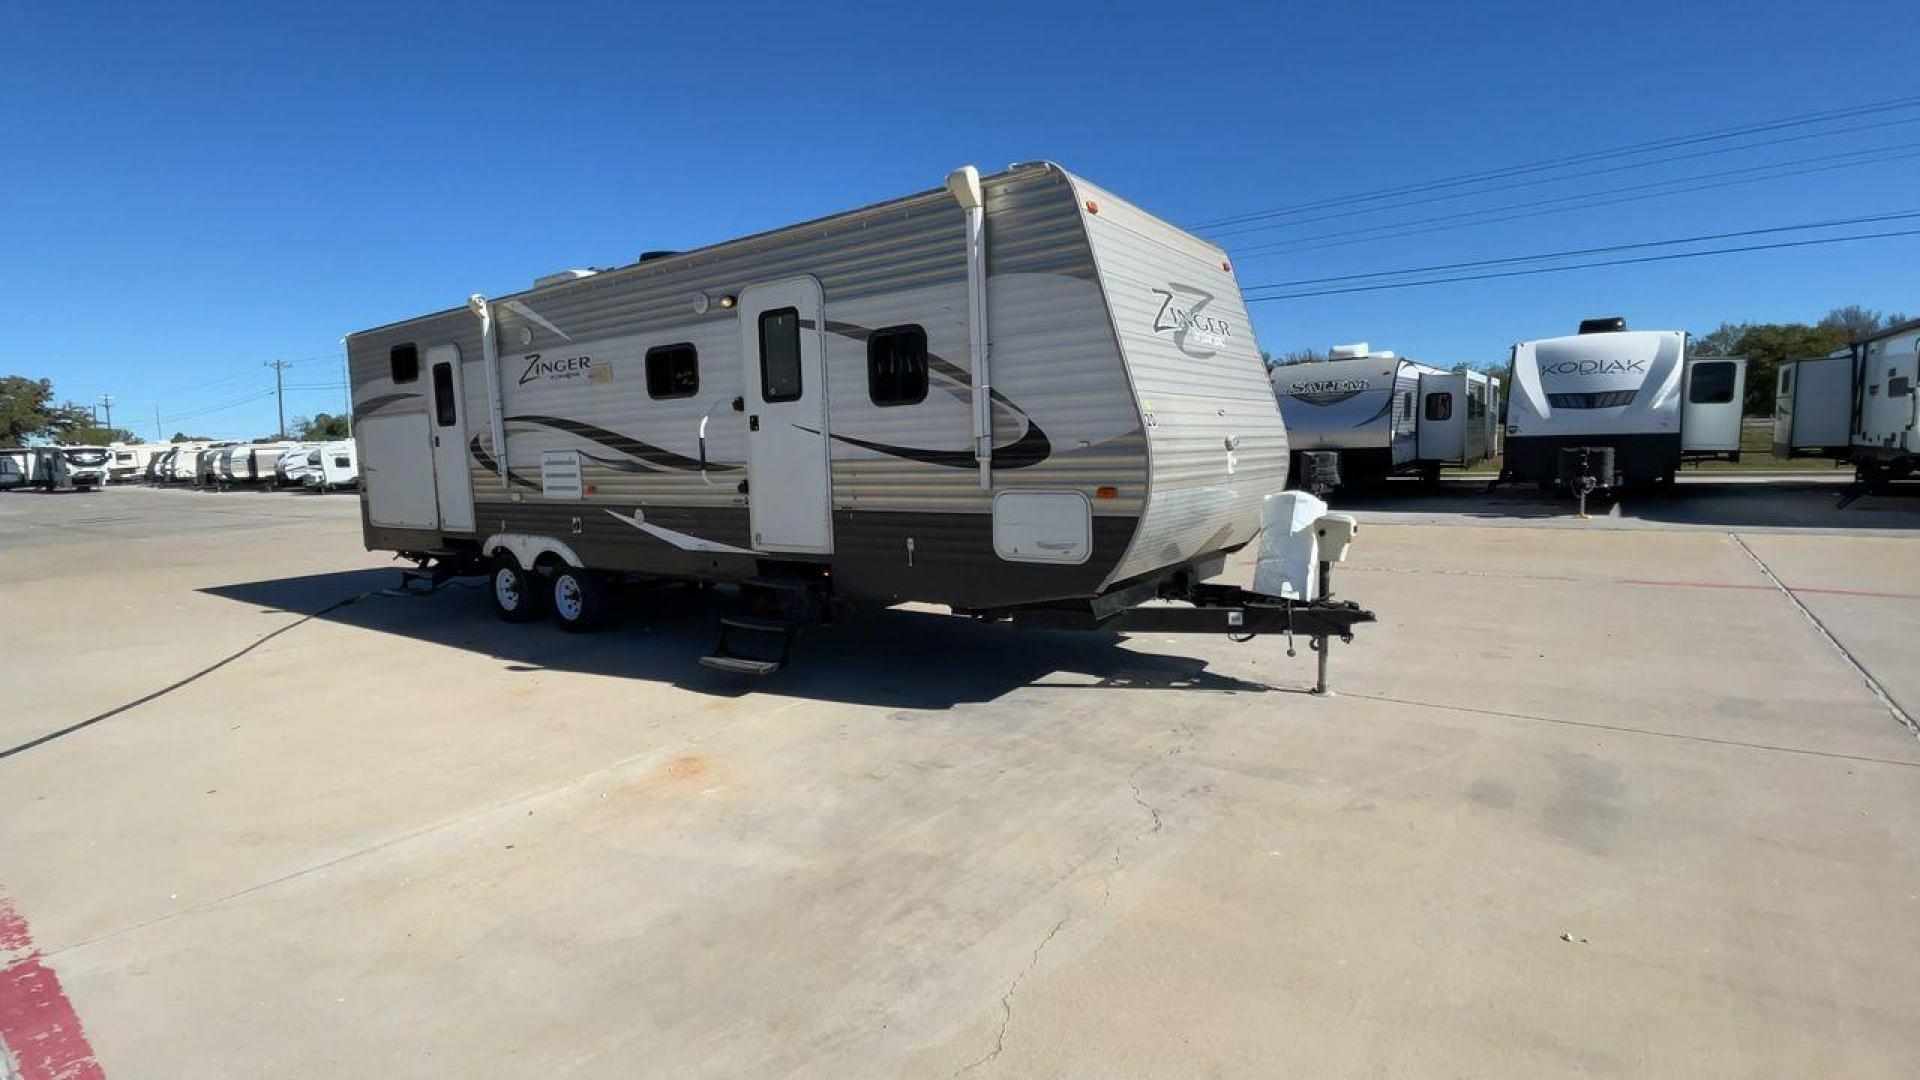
[0, 892, 105, 1080]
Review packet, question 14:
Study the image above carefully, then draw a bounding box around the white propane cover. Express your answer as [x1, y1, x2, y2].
[1253, 491, 1329, 600]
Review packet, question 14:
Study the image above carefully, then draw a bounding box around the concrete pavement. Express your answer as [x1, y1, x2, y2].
[1, 483, 1916, 1078]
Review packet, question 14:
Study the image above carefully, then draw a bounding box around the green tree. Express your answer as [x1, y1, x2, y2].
[0, 377, 97, 445]
[170, 431, 215, 442]
[1268, 348, 1328, 367]
[1818, 305, 1909, 340]
[293, 412, 351, 440]
[1727, 323, 1851, 416]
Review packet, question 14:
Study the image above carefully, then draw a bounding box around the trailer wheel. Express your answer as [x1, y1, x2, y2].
[490, 557, 546, 623]
[550, 566, 612, 632]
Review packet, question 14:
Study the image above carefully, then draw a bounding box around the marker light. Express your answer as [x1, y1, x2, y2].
[1095, 486, 1119, 499]
[718, 294, 737, 309]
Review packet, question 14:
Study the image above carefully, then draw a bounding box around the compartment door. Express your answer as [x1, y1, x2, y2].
[1681, 358, 1746, 453]
[738, 277, 833, 554]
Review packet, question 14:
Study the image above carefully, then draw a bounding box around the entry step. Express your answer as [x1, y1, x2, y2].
[697, 654, 783, 676]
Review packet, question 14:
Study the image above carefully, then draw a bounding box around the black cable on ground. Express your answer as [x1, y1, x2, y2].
[0, 579, 460, 763]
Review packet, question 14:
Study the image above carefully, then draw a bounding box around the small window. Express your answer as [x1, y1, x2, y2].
[432, 362, 458, 426]
[1424, 393, 1453, 422]
[334, 455, 350, 467]
[758, 307, 803, 403]
[1780, 367, 1794, 394]
[390, 343, 419, 384]
[1891, 376, 1913, 398]
[646, 343, 699, 399]
[1468, 387, 1486, 419]
[1689, 361, 1735, 404]
[867, 325, 928, 406]
[1399, 391, 1412, 419]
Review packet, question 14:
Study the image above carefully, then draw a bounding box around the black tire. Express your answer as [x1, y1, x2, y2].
[490, 557, 546, 623]
[550, 566, 613, 632]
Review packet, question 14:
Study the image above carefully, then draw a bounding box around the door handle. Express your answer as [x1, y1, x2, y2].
[749, 415, 760, 432]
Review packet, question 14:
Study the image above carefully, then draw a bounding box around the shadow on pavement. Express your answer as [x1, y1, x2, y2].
[200, 569, 1275, 709]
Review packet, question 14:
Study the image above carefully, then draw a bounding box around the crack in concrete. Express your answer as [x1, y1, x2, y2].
[952, 723, 1200, 1077]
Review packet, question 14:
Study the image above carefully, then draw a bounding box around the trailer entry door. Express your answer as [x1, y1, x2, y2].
[427, 344, 475, 533]
[739, 277, 833, 554]
[1681, 357, 1746, 454]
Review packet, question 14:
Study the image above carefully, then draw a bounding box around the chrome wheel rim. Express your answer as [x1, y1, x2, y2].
[555, 575, 584, 622]
[494, 568, 521, 610]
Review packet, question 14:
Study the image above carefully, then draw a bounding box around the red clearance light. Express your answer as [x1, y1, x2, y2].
[1095, 485, 1119, 499]
[1221, 260, 1232, 272]
[1085, 200, 1099, 214]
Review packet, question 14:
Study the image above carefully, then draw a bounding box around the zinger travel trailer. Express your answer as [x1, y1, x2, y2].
[347, 163, 1372, 677]
[1271, 344, 1499, 488]
[1772, 318, 1920, 484]
[1501, 320, 1745, 491]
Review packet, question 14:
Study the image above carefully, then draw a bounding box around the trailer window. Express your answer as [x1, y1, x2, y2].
[1780, 367, 1793, 394]
[390, 343, 419, 384]
[1689, 361, 1736, 404]
[758, 308, 803, 403]
[646, 344, 699, 399]
[1468, 387, 1486, 419]
[867, 325, 928, 407]
[1891, 376, 1913, 398]
[1424, 393, 1452, 422]
[431, 362, 458, 426]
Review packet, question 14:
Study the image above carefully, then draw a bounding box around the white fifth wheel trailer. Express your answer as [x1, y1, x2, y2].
[347, 162, 1374, 679]
[313, 440, 359, 490]
[1501, 319, 1746, 491]
[1271, 343, 1499, 489]
[1772, 318, 1920, 485]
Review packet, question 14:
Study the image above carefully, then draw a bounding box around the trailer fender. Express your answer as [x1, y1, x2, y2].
[483, 533, 584, 572]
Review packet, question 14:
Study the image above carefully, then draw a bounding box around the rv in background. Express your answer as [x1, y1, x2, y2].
[0, 448, 29, 491]
[31, 446, 111, 491]
[1772, 317, 1920, 483]
[313, 440, 358, 490]
[1271, 343, 1500, 488]
[1502, 318, 1745, 490]
[275, 444, 315, 487]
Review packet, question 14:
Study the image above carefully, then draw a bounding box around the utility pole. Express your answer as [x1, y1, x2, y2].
[155, 404, 163, 442]
[340, 352, 353, 438]
[265, 359, 292, 439]
[99, 395, 114, 432]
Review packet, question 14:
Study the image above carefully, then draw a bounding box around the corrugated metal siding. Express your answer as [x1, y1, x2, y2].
[345, 164, 1147, 553]
[1069, 176, 1290, 584]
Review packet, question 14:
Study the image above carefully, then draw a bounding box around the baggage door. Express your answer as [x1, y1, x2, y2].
[1681, 357, 1746, 453]
[739, 277, 833, 554]
[427, 344, 475, 533]
[1416, 372, 1465, 463]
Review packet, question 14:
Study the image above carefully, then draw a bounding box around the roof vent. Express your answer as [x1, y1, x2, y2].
[1578, 316, 1627, 334]
[639, 250, 681, 263]
[533, 268, 597, 289]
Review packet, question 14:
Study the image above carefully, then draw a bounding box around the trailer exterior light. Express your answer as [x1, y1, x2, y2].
[718, 294, 736, 310]
[692, 292, 711, 315]
[1085, 200, 1099, 214]
[1096, 485, 1118, 499]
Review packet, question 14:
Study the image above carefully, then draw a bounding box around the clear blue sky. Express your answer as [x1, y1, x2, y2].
[4, 1, 1916, 440]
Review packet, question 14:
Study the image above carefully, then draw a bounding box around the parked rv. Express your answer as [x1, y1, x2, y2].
[1501, 319, 1746, 491]
[1271, 343, 1500, 488]
[196, 445, 228, 486]
[346, 162, 1372, 677]
[313, 440, 358, 490]
[1772, 318, 1920, 484]
[108, 443, 168, 484]
[275, 444, 315, 486]
[0, 448, 29, 491]
[32, 446, 111, 491]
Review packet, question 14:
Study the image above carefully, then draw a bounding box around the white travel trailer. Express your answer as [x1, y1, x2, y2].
[346, 163, 1373, 676]
[196, 445, 228, 485]
[108, 443, 168, 483]
[275, 445, 315, 486]
[1502, 319, 1746, 490]
[32, 446, 111, 491]
[0, 448, 29, 491]
[1772, 318, 1920, 483]
[1271, 343, 1500, 488]
[313, 440, 358, 490]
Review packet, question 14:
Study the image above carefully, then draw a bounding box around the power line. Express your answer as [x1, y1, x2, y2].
[1229, 143, 1920, 260]
[1192, 93, 1920, 230]
[1207, 114, 1920, 242]
[1242, 208, 1920, 292]
[1244, 227, 1920, 302]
